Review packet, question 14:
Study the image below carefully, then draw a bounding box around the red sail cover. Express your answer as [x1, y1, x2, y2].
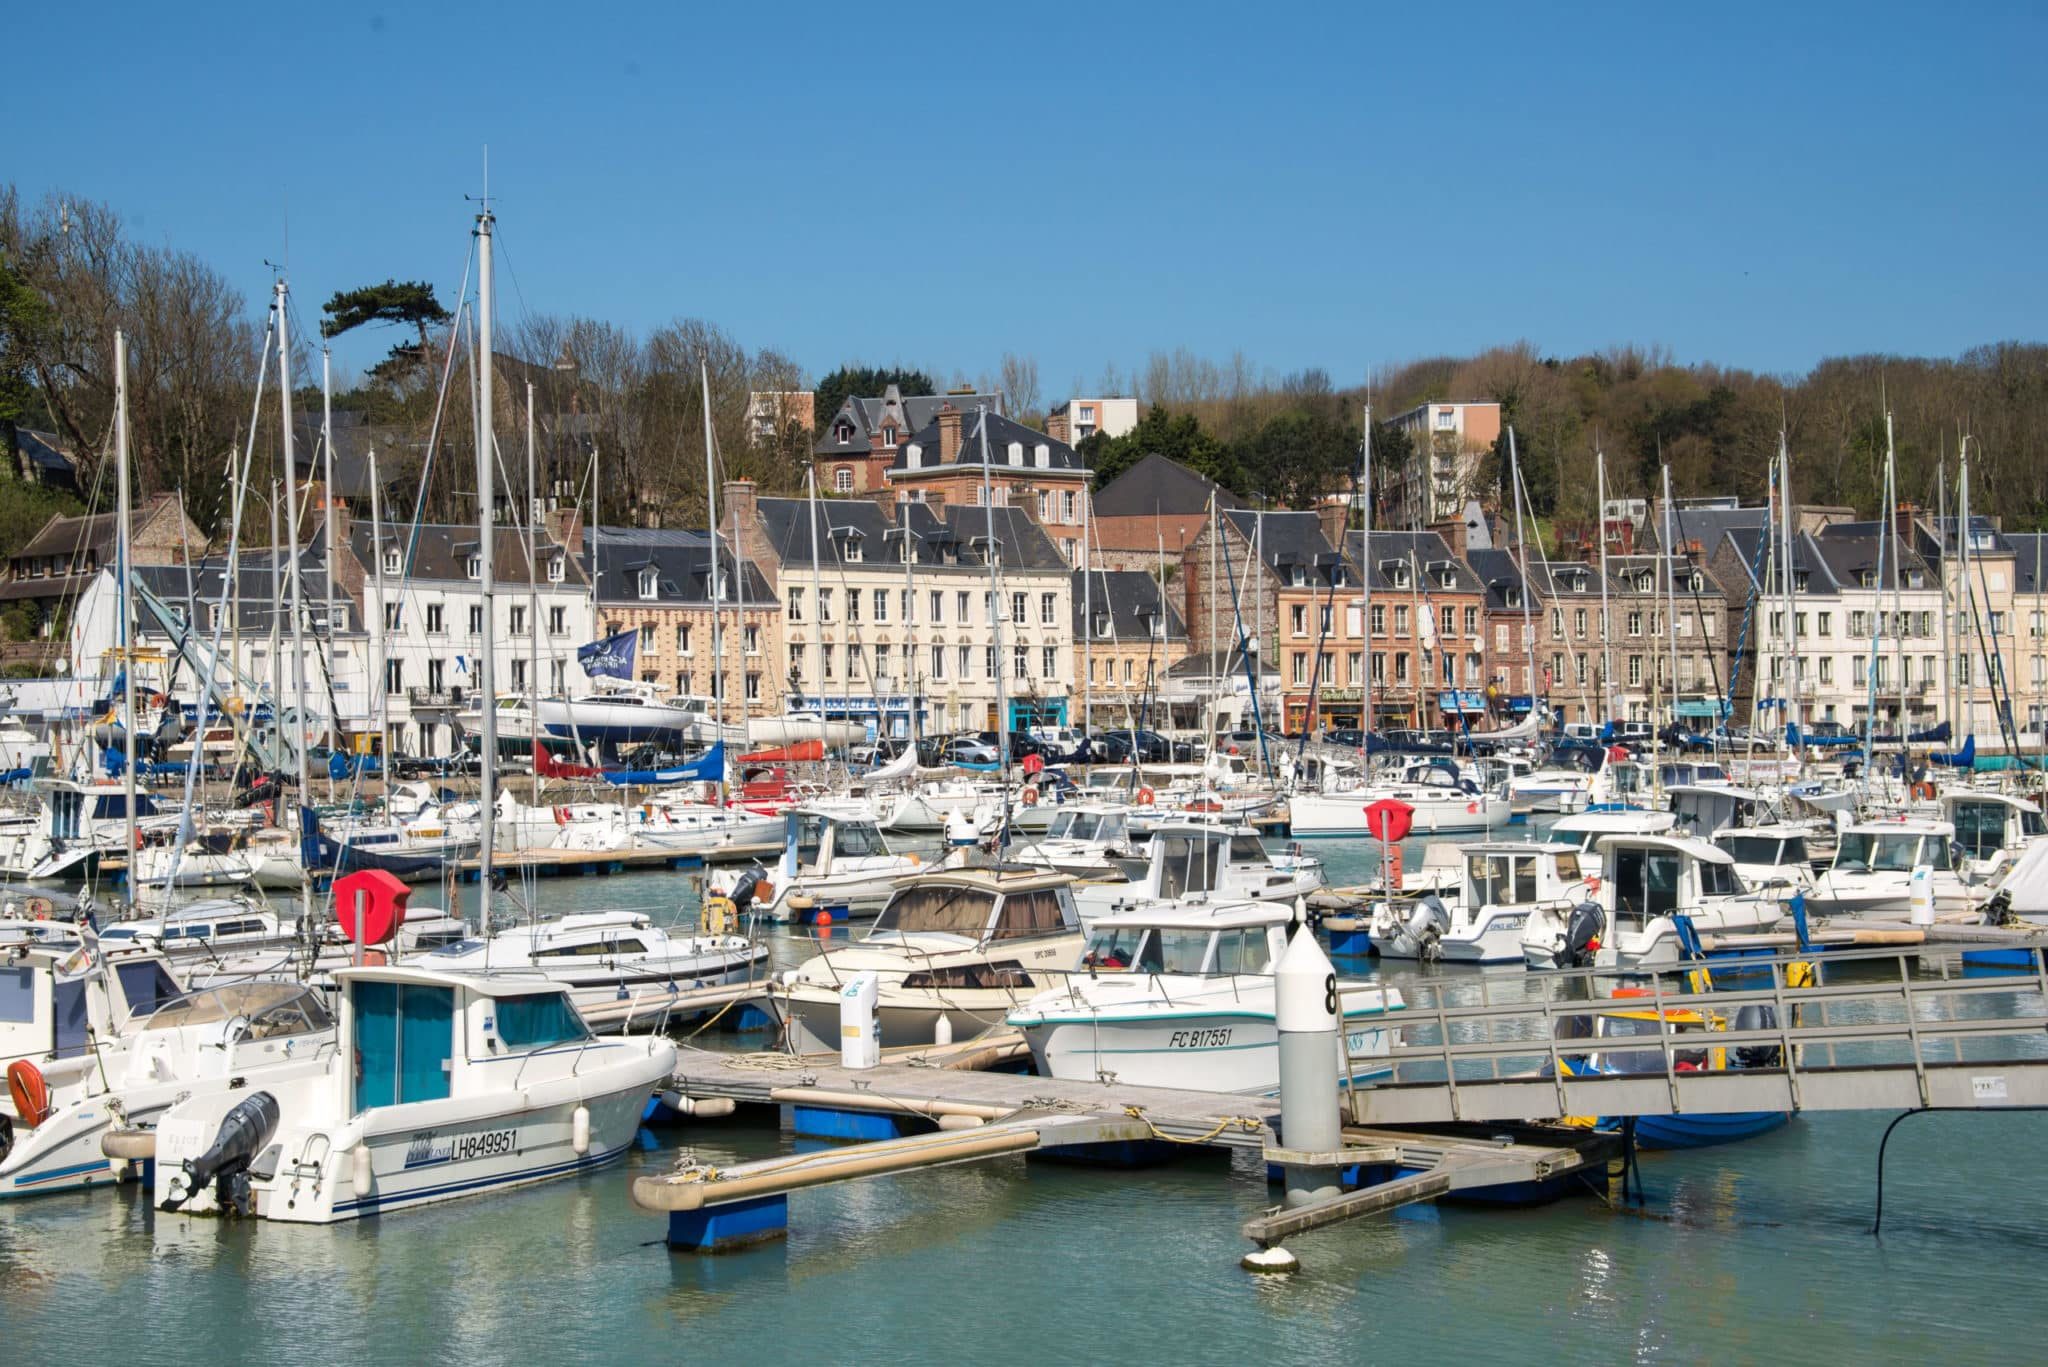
[534, 741, 601, 779]
[739, 740, 826, 763]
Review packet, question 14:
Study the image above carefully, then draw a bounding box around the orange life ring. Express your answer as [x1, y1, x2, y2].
[1912, 781, 1936, 801]
[7, 1060, 52, 1129]
[1137, 785, 1157, 806]
[554, 806, 570, 826]
[1022, 786, 1040, 806]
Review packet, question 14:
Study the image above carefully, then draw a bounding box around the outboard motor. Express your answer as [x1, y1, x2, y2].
[1404, 895, 1452, 960]
[1553, 901, 1606, 970]
[1731, 1004, 1782, 1070]
[726, 867, 766, 916]
[160, 1091, 281, 1215]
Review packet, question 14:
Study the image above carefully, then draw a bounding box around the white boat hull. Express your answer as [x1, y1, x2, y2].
[1021, 1007, 1397, 1093]
[1289, 789, 1506, 836]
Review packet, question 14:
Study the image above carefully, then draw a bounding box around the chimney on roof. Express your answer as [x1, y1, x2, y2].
[547, 505, 584, 549]
[1895, 500, 1919, 543]
[938, 404, 962, 464]
[1429, 516, 1467, 561]
[1315, 500, 1347, 549]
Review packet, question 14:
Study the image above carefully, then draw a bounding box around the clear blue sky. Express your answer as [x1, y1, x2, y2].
[14, 2, 2046, 396]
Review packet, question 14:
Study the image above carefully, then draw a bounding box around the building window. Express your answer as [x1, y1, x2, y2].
[467, 603, 483, 634]
[1009, 591, 1025, 624]
[1574, 608, 1588, 638]
[385, 658, 404, 692]
[1062, 491, 1077, 522]
[677, 624, 692, 655]
[958, 645, 971, 678]
[846, 591, 861, 623]
[1039, 492, 1050, 520]
[384, 602, 401, 631]
[788, 588, 804, 622]
[383, 548, 401, 575]
[549, 605, 566, 634]
[426, 603, 445, 634]
[1436, 408, 1456, 431]
[1041, 592, 1056, 625]
[873, 589, 888, 622]
[745, 671, 761, 701]
[843, 538, 862, 564]
[1041, 646, 1056, 679]
[1441, 606, 1455, 639]
[834, 466, 854, 493]
[874, 643, 891, 680]
[509, 605, 526, 635]
[929, 590, 943, 623]
[1321, 605, 1334, 636]
[1394, 653, 1410, 684]
[639, 568, 658, 600]
[1464, 607, 1478, 636]
[985, 645, 997, 679]
[427, 659, 445, 691]
[466, 554, 481, 578]
[1371, 604, 1386, 636]
[821, 644, 835, 680]
[788, 643, 805, 681]
[1013, 645, 1028, 678]
[1394, 606, 1410, 637]
[549, 556, 565, 583]
[957, 591, 970, 622]
[1440, 654, 1454, 685]
[1291, 605, 1307, 636]
[1626, 609, 1642, 636]
[1628, 655, 1643, 686]
[818, 589, 833, 622]
[1291, 652, 1307, 685]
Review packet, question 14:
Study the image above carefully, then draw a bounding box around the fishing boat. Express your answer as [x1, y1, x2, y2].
[1804, 817, 1985, 920]
[2, 979, 334, 1200]
[151, 964, 676, 1222]
[1536, 807, 1677, 877]
[1555, 987, 1791, 1148]
[1370, 841, 1594, 963]
[1008, 904, 1403, 1093]
[421, 910, 768, 1032]
[776, 866, 1084, 1051]
[1709, 823, 1821, 897]
[1075, 819, 1325, 925]
[1520, 834, 1787, 970]
[706, 806, 922, 925]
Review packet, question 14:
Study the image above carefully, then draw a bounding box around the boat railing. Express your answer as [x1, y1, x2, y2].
[1348, 940, 2048, 1126]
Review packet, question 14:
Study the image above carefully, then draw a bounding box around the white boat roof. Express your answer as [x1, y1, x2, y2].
[334, 964, 574, 997]
[1666, 783, 1761, 801]
[1459, 841, 1573, 857]
[1841, 817, 1957, 835]
[1941, 790, 2040, 811]
[1090, 899, 1289, 931]
[1553, 810, 1677, 833]
[892, 865, 1075, 894]
[1592, 833, 1735, 863]
[1712, 822, 1816, 840]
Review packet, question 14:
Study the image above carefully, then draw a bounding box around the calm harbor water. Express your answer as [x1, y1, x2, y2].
[4, 831, 2045, 1364]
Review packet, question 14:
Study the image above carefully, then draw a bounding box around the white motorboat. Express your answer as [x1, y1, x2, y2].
[1536, 807, 1678, 878]
[1521, 834, 1787, 969]
[1710, 823, 1821, 898]
[1008, 906, 1403, 1093]
[1941, 789, 2047, 883]
[706, 806, 922, 926]
[1, 979, 333, 1200]
[152, 964, 675, 1222]
[1012, 805, 1141, 879]
[1370, 841, 1595, 963]
[97, 900, 306, 966]
[421, 910, 768, 1033]
[1290, 757, 1506, 836]
[776, 866, 1085, 1051]
[1805, 818, 1987, 920]
[1075, 820, 1325, 926]
[130, 824, 303, 890]
[745, 709, 866, 749]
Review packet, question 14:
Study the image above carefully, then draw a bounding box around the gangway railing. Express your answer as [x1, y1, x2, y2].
[1349, 943, 2048, 1126]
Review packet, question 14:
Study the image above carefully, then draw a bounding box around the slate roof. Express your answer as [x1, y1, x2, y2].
[2008, 534, 2048, 597]
[1718, 527, 1844, 593]
[890, 408, 1084, 475]
[12, 429, 76, 483]
[754, 497, 1068, 573]
[1092, 453, 1244, 517]
[1220, 510, 1341, 581]
[130, 547, 361, 635]
[1805, 529, 1934, 591]
[1344, 530, 1484, 594]
[1072, 570, 1187, 641]
[814, 385, 1005, 456]
[1463, 546, 1532, 612]
[581, 527, 775, 607]
[347, 522, 589, 588]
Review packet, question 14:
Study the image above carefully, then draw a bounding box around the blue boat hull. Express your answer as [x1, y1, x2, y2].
[1612, 1111, 1790, 1149]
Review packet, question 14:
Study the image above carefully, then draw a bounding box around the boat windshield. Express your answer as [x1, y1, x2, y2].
[1951, 801, 2014, 860]
[832, 822, 887, 859]
[1718, 835, 1785, 866]
[871, 885, 998, 938]
[1156, 835, 1224, 897]
[1212, 927, 1272, 974]
[1835, 832, 1952, 873]
[1079, 927, 1212, 974]
[144, 981, 332, 1037]
[1698, 859, 1742, 897]
[1467, 854, 1536, 906]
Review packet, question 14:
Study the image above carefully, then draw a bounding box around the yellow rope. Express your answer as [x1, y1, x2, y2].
[1120, 1104, 1264, 1146]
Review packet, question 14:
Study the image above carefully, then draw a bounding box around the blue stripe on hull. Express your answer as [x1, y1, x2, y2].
[0, 1158, 116, 1197]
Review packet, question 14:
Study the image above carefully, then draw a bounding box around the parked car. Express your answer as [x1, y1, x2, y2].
[1320, 727, 1367, 750]
[938, 736, 1001, 766]
[1096, 729, 1194, 764]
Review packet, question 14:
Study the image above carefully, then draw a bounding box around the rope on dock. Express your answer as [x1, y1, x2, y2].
[1119, 1104, 1265, 1146]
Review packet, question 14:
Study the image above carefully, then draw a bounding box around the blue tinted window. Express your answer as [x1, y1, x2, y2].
[494, 992, 587, 1051]
[0, 966, 33, 1023]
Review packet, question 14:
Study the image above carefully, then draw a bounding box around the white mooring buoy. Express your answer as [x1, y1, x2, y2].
[1241, 1246, 1300, 1275]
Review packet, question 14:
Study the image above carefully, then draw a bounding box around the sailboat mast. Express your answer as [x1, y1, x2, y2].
[1360, 405, 1373, 752]
[700, 361, 725, 768]
[114, 330, 137, 858]
[1507, 426, 1535, 723]
[474, 203, 498, 902]
[1596, 449, 1614, 725]
[321, 345, 338, 800]
[1662, 464, 1679, 730]
[979, 407, 1010, 818]
[275, 280, 315, 914]
[805, 467, 825, 745]
[1938, 448, 1953, 735]
[1081, 479, 1092, 739]
[1780, 433, 1800, 750]
[526, 385, 541, 804]
[900, 496, 918, 749]
[370, 443, 389, 779]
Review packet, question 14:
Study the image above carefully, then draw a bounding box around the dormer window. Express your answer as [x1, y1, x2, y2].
[1858, 570, 1876, 589]
[1007, 441, 1024, 467]
[834, 421, 854, 444]
[905, 443, 922, 469]
[466, 554, 481, 579]
[382, 548, 400, 575]
[1688, 571, 1703, 592]
[1907, 570, 1926, 589]
[1794, 571, 1810, 592]
[1288, 565, 1306, 587]
[548, 555, 565, 583]
[1636, 572, 1654, 592]
[1094, 614, 1111, 639]
[638, 567, 658, 600]
[1503, 586, 1522, 607]
[1034, 445, 1050, 468]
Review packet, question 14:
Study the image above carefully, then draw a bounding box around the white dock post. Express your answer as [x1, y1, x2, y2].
[841, 972, 880, 1069]
[1275, 925, 1342, 1208]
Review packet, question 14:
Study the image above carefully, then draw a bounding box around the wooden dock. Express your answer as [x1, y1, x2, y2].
[452, 841, 780, 883]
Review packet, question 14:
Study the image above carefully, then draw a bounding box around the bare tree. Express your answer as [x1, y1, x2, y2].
[1000, 352, 1041, 419]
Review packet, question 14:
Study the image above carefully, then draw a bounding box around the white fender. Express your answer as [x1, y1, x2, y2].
[571, 1105, 591, 1155]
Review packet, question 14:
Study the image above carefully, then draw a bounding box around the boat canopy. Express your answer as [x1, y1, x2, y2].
[870, 874, 1077, 942]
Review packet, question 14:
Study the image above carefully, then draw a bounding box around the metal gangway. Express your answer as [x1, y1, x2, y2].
[1349, 944, 2048, 1127]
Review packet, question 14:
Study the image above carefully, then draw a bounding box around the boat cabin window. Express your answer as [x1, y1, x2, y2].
[991, 888, 1071, 940]
[144, 982, 331, 1037]
[537, 937, 648, 958]
[1147, 929, 1213, 974]
[1719, 835, 1785, 866]
[1836, 831, 1952, 874]
[1211, 927, 1273, 974]
[1468, 854, 1537, 905]
[1228, 834, 1267, 865]
[1609, 764, 1644, 794]
[1697, 859, 1741, 897]
[1553, 852, 1583, 883]
[2024, 807, 2048, 839]
[1608, 846, 1682, 923]
[903, 962, 1027, 990]
[1048, 810, 1084, 840]
[1157, 835, 1224, 897]
[115, 959, 184, 1017]
[351, 981, 455, 1111]
[872, 885, 999, 938]
[1951, 801, 2012, 860]
[1082, 926, 1146, 970]
[0, 965, 33, 1022]
[493, 991, 589, 1051]
[832, 821, 886, 858]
